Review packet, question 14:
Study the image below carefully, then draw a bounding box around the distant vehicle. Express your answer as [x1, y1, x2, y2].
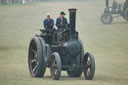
[101, 0, 128, 24]
[28, 8, 95, 80]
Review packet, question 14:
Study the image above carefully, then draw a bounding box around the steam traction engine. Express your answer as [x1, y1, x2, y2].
[101, 0, 128, 24]
[28, 9, 95, 80]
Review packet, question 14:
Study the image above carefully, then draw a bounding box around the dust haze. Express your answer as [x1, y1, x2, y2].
[0, 0, 128, 85]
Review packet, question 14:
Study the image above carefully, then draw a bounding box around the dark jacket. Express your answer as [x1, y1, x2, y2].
[43, 18, 54, 29]
[56, 17, 67, 28]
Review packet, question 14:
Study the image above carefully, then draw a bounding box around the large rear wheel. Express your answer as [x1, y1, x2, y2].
[83, 52, 95, 80]
[28, 37, 46, 77]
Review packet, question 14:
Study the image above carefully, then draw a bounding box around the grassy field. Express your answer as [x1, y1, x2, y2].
[0, 1, 128, 85]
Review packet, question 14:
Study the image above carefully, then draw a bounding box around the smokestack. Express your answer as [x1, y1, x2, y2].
[106, 0, 109, 8]
[69, 8, 77, 38]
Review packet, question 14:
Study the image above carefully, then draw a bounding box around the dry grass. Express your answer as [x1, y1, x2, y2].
[0, 1, 128, 85]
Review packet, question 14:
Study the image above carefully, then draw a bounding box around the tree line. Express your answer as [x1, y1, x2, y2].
[0, 0, 40, 4]
[0, 0, 87, 4]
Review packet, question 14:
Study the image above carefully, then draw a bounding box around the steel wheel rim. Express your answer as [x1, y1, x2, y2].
[84, 55, 91, 79]
[29, 40, 38, 76]
[50, 55, 57, 79]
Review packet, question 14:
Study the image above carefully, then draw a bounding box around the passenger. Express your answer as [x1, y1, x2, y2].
[56, 11, 68, 29]
[43, 13, 54, 29]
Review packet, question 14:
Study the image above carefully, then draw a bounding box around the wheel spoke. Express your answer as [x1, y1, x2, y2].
[51, 70, 55, 78]
[31, 48, 37, 57]
[31, 59, 37, 63]
[53, 64, 57, 68]
[53, 60, 57, 68]
[87, 68, 90, 76]
[50, 64, 56, 78]
[33, 65, 37, 73]
[87, 60, 91, 64]
[88, 64, 91, 68]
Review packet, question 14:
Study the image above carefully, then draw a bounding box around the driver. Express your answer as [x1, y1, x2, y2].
[56, 11, 68, 29]
[43, 13, 54, 29]
[112, 0, 118, 9]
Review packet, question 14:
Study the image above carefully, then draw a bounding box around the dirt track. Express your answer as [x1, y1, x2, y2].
[0, 1, 128, 85]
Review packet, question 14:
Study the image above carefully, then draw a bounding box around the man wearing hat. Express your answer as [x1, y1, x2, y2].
[56, 11, 68, 29]
[43, 13, 54, 29]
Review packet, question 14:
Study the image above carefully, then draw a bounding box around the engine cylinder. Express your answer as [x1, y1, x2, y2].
[63, 40, 81, 57]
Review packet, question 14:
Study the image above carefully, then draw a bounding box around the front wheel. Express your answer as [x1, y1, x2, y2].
[100, 13, 113, 24]
[83, 52, 95, 80]
[50, 52, 61, 80]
